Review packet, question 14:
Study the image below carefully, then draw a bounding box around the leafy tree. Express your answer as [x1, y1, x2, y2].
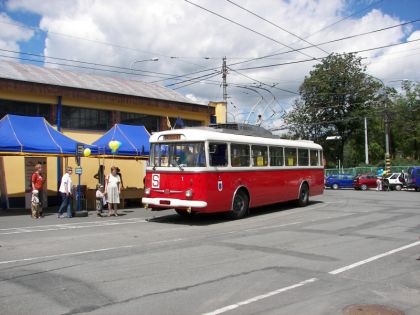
[286, 53, 381, 165]
[388, 81, 420, 160]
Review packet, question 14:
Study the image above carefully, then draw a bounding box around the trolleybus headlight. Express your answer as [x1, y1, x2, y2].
[185, 189, 193, 198]
[145, 188, 151, 195]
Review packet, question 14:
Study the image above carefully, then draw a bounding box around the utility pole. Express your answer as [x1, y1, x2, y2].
[222, 56, 227, 123]
[384, 94, 391, 175]
[364, 117, 369, 165]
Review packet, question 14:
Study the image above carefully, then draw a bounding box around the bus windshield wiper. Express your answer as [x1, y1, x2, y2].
[171, 159, 184, 171]
[152, 162, 157, 171]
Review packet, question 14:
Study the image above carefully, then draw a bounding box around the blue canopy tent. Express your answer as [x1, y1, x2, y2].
[0, 114, 96, 156]
[91, 124, 150, 159]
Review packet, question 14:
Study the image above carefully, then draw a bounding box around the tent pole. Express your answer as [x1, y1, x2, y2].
[0, 157, 9, 209]
[56, 96, 62, 205]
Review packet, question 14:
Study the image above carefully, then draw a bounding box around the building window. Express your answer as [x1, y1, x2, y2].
[0, 99, 52, 122]
[61, 106, 111, 131]
[169, 117, 202, 129]
[120, 112, 160, 133]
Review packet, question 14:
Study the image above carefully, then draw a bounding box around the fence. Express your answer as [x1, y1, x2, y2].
[324, 166, 411, 176]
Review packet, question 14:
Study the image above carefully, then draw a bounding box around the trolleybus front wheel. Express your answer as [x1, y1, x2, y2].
[228, 190, 249, 220]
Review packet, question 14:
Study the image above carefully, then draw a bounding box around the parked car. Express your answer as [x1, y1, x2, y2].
[383, 173, 404, 191]
[325, 174, 354, 189]
[353, 174, 377, 190]
[406, 166, 420, 192]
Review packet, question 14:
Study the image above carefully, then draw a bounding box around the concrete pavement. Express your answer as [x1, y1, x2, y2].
[0, 189, 419, 315]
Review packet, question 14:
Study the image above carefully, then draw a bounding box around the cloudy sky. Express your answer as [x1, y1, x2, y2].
[0, 0, 419, 129]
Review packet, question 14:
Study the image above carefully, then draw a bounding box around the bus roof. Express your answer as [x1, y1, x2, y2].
[150, 127, 323, 150]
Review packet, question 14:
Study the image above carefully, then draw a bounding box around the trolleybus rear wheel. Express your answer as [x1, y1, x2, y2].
[297, 183, 309, 207]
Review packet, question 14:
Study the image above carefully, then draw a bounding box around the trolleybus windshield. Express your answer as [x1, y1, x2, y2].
[150, 142, 206, 168]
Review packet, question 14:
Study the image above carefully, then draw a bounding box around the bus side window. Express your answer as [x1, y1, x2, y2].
[252, 145, 268, 166]
[270, 147, 284, 166]
[285, 148, 297, 166]
[298, 149, 309, 166]
[209, 143, 228, 167]
[231, 144, 250, 167]
[310, 150, 319, 166]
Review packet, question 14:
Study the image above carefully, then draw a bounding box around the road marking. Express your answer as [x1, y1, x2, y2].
[329, 240, 420, 275]
[201, 278, 318, 315]
[0, 245, 134, 265]
[0, 218, 147, 235]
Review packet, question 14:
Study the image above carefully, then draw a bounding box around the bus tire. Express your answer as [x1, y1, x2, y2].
[228, 190, 249, 220]
[297, 183, 309, 207]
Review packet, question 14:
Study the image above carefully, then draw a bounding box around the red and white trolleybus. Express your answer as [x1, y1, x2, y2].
[143, 124, 324, 219]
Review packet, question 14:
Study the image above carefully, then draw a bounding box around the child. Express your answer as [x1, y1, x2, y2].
[31, 189, 40, 219]
[95, 184, 106, 217]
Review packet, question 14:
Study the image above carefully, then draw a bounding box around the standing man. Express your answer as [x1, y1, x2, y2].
[32, 164, 45, 217]
[58, 166, 73, 218]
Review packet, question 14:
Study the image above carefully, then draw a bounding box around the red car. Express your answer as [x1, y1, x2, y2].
[353, 174, 377, 190]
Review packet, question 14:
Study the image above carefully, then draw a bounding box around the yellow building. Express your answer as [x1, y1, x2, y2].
[0, 61, 220, 208]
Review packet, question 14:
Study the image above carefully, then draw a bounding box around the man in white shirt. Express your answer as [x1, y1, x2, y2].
[58, 166, 73, 218]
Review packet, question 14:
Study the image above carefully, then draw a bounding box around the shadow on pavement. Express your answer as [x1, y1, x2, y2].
[146, 200, 323, 226]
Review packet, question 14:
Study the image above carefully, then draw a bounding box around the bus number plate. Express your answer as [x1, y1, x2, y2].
[152, 174, 160, 188]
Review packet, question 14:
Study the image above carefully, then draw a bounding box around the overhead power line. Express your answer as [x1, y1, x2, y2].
[228, 18, 420, 68]
[184, 0, 318, 60]
[225, 0, 330, 55]
[173, 72, 222, 90]
[228, 67, 299, 95]
[0, 48, 183, 78]
[235, 38, 420, 71]
[153, 18, 420, 85]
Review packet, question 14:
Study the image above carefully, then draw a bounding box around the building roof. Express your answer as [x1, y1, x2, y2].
[0, 61, 201, 106]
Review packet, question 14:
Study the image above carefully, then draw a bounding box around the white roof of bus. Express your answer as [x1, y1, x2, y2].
[150, 128, 323, 150]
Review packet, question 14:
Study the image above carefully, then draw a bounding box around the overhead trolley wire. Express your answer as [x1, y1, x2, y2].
[235, 38, 420, 71]
[225, 0, 330, 55]
[184, 0, 318, 60]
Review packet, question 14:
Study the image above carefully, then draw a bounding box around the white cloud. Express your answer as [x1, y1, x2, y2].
[0, 12, 34, 60]
[5, 0, 419, 126]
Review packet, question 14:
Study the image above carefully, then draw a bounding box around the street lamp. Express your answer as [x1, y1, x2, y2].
[130, 57, 159, 70]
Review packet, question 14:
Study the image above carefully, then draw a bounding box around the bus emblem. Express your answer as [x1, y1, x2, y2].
[152, 174, 160, 188]
[218, 180, 223, 191]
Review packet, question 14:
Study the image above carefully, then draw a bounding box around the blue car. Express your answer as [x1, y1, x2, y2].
[325, 174, 355, 189]
[406, 166, 420, 191]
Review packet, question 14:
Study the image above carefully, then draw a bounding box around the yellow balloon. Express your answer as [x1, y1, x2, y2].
[83, 148, 91, 157]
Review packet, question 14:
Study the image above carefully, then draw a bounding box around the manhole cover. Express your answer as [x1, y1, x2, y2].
[343, 304, 404, 315]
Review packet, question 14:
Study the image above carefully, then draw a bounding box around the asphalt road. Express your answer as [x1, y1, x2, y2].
[0, 189, 419, 315]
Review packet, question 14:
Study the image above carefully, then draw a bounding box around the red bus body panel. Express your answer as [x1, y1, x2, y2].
[144, 169, 324, 213]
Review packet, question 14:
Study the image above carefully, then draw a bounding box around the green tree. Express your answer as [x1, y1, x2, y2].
[388, 81, 420, 161]
[286, 53, 381, 166]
